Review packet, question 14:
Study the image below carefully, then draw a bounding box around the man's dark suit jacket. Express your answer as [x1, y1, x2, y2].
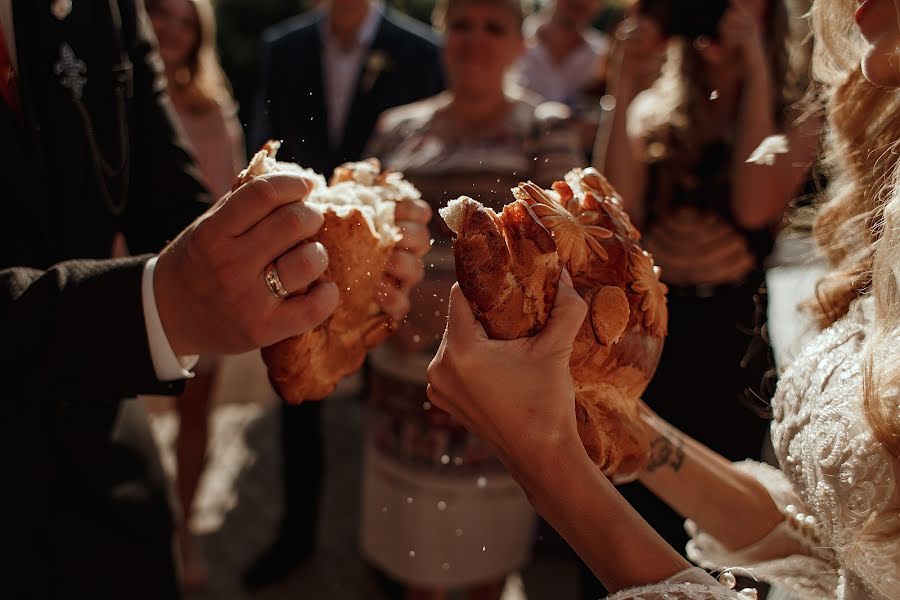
[1, 1, 208, 597]
[1, 0, 208, 270]
[252, 9, 445, 177]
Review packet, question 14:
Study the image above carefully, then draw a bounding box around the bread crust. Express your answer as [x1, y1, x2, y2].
[442, 197, 560, 340]
[442, 168, 669, 480]
[236, 143, 411, 403]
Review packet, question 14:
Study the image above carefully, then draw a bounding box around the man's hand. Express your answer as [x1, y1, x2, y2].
[377, 197, 432, 321]
[154, 173, 339, 356]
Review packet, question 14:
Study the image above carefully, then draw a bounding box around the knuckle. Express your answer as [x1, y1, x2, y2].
[187, 223, 220, 266]
[303, 204, 325, 230]
[248, 177, 278, 207]
[287, 205, 323, 241]
[211, 259, 238, 291]
[284, 208, 308, 239]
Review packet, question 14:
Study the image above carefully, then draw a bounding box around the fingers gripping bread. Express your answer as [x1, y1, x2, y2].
[235, 142, 418, 402]
[442, 168, 669, 481]
[441, 197, 560, 339]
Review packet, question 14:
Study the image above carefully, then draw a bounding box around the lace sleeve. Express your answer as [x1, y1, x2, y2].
[605, 567, 754, 599]
[686, 461, 838, 600]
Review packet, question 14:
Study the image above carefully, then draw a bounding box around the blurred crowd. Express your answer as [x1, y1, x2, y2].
[2, 0, 829, 598]
[136, 0, 821, 598]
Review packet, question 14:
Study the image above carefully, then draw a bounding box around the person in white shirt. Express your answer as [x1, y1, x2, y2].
[515, 0, 609, 109]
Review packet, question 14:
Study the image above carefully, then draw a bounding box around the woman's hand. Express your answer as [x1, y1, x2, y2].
[716, 0, 768, 78]
[377, 198, 432, 321]
[426, 272, 588, 479]
[610, 16, 666, 100]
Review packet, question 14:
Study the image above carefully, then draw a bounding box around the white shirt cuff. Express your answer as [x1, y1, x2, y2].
[142, 256, 198, 381]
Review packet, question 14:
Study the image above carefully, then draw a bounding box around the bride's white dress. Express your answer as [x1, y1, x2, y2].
[608, 297, 900, 600]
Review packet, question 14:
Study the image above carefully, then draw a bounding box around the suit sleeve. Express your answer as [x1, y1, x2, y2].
[0, 256, 184, 405]
[118, 0, 210, 255]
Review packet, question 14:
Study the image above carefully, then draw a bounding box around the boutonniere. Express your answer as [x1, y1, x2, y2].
[360, 50, 392, 94]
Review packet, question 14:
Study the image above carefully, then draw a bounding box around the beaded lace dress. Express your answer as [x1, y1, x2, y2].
[607, 297, 900, 599]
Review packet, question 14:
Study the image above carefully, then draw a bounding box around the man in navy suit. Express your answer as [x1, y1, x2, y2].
[252, 0, 444, 176]
[246, 0, 444, 587]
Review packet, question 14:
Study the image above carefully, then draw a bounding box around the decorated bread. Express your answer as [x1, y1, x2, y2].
[440, 168, 668, 481]
[234, 141, 420, 402]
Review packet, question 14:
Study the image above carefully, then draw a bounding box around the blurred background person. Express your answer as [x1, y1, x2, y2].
[589, 0, 820, 596]
[245, 0, 445, 588]
[146, 0, 255, 590]
[515, 0, 610, 158]
[148, 0, 244, 201]
[517, 0, 609, 107]
[214, 0, 304, 139]
[360, 0, 583, 597]
[251, 0, 445, 176]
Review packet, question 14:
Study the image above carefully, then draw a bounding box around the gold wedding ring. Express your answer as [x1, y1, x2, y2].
[265, 262, 290, 299]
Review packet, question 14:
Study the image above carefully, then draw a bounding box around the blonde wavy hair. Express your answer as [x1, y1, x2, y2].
[809, 0, 900, 466]
[147, 0, 234, 114]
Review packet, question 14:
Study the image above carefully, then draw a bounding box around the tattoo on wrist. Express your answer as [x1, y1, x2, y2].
[646, 433, 685, 472]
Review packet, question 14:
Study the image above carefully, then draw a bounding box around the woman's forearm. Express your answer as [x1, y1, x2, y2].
[595, 79, 648, 227]
[730, 63, 787, 230]
[638, 413, 784, 550]
[515, 439, 692, 594]
[730, 58, 820, 231]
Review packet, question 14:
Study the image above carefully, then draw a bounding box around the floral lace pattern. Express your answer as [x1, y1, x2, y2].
[607, 568, 753, 600]
[687, 298, 899, 600]
[773, 298, 898, 599]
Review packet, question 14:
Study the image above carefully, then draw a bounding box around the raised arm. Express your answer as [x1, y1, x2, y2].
[594, 18, 665, 228]
[722, 2, 821, 230]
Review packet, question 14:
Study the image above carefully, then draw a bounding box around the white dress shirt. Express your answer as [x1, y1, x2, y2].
[142, 258, 198, 381]
[516, 17, 610, 108]
[320, 1, 383, 148]
[0, 3, 196, 382]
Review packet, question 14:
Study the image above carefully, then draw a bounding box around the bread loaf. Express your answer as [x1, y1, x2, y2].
[441, 168, 669, 481]
[234, 142, 420, 402]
